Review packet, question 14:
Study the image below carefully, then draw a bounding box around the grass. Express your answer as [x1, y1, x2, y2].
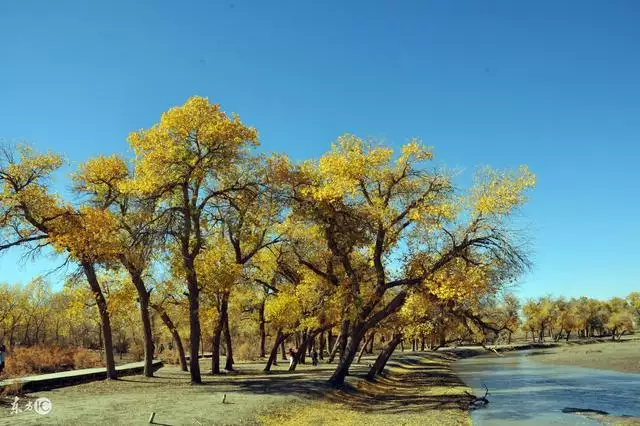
[0, 352, 471, 425]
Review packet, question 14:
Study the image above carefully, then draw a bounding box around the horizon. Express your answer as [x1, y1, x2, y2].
[1, 1, 639, 301]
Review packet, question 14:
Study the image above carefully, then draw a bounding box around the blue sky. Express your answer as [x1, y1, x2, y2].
[1, 1, 638, 300]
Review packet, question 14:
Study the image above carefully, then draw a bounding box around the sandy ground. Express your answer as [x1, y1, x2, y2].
[524, 338, 640, 374]
[0, 353, 471, 426]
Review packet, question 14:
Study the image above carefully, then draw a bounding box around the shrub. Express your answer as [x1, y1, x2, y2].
[72, 348, 103, 369]
[235, 340, 260, 361]
[128, 341, 144, 362]
[2, 346, 102, 378]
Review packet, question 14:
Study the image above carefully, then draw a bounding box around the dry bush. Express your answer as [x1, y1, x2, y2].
[234, 341, 260, 361]
[72, 348, 103, 369]
[2, 346, 102, 377]
[127, 341, 144, 362]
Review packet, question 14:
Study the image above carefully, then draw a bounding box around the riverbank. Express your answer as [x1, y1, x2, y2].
[0, 352, 471, 425]
[446, 338, 640, 374]
[527, 339, 640, 374]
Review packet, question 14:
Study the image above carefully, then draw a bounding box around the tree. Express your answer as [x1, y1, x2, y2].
[126, 97, 258, 383]
[272, 135, 535, 385]
[0, 144, 121, 378]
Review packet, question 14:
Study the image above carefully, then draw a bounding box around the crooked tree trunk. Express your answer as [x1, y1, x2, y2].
[366, 334, 402, 381]
[367, 334, 402, 380]
[258, 300, 266, 358]
[151, 303, 188, 371]
[127, 270, 154, 378]
[264, 331, 289, 372]
[288, 325, 333, 371]
[289, 331, 309, 370]
[329, 323, 366, 386]
[223, 310, 234, 371]
[82, 262, 117, 380]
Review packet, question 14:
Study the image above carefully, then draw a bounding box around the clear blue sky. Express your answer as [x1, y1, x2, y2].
[1, 1, 638, 300]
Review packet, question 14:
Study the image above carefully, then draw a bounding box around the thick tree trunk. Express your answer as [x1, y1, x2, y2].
[366, 333, 402, 381]
[82, 262, 117, 380]
[151, 303, 188, 371]
[223, 310, 234, 371]
[281, 338, 287, 360]
[258, 300, 266, 358]
[184, 261, 202, 384]
[329, 324, 366, 386]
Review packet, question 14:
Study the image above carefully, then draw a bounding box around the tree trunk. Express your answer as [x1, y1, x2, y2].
[151, 303, 188, 371]
[185, 261, 202, 384]
[258, 300, 266, 358]
[82, 262, 117, 380]
[565, 330, 571, 342]
[319, 331, 325, 359]
[366, 333, 402, 381]
[128, 270, 154, 378]
[357, 333, 374, 363]
[288, 325, 332, 371]
[329, 323, 366, 386]
[264, 331, 288, 372]
[328, 320, 349, 363]
[223, 309, 234, 371]
[367, 333, 374, 353]
[281, 338, 287, 360]
[211, 310, 224, 374]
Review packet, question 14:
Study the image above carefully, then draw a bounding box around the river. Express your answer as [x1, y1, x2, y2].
[454, 350, 640, 425]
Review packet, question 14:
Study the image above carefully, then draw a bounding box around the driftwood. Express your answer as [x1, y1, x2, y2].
[562, 407, 609, 415]
[465, 384, 490, 409]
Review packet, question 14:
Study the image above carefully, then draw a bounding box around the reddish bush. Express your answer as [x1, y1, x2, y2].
[2, 346, 103, 378]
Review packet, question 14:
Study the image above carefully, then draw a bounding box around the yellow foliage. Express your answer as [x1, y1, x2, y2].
[127, 96, 258, 194]
[471, 166, 536, 215]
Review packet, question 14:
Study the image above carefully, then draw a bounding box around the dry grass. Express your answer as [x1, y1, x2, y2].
[0, 346, 103, 378]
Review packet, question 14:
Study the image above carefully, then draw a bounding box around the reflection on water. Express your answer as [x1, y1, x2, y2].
[454, 351, 640, 425]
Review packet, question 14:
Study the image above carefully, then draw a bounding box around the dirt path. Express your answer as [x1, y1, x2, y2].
[0, 353, 470, 425]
